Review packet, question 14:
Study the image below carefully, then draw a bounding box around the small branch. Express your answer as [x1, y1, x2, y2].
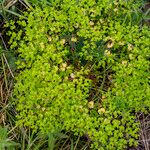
[2, 53, 14, 78]
[0, 33, 8, 50]
[5, 0, 18, 10]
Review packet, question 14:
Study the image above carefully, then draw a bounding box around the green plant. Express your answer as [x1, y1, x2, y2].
[104, 28, 150, 112]
[0, 126, 19, 150]
[90, 111, 140, 150]
[8, 5, 93, 134]
[7, 0, 150, 149]
[0, 0, 32, 20]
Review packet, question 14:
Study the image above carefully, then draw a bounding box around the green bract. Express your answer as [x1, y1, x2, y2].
[8, 0, 149, 149]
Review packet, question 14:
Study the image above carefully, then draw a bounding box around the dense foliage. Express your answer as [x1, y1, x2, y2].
[6, 0, 150, 149]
